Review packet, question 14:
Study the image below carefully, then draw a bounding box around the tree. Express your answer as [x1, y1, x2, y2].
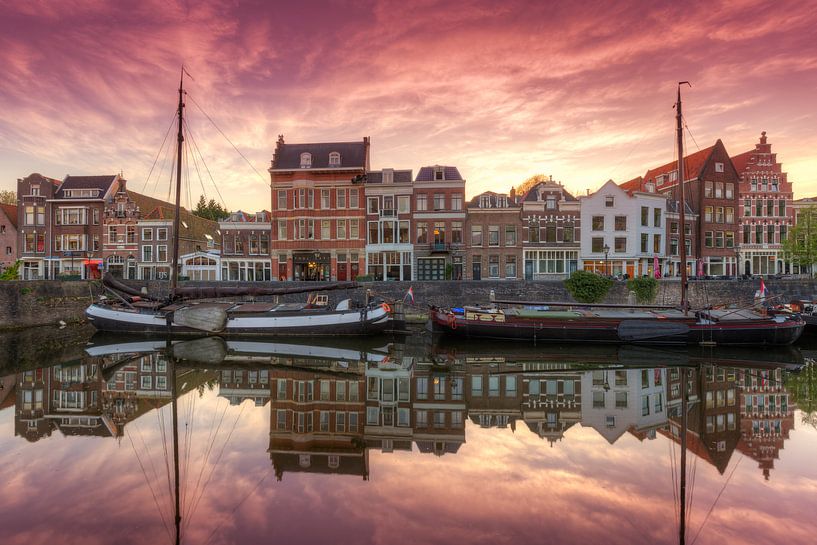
[0, 189, 16, 205]
[564, 270, 613, 303]
[514, 174, 549, 199]
[783, 206, 817, 275]
[193, 195, 230, 221]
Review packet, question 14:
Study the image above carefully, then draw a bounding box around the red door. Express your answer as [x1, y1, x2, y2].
[337, 262, 347, 281]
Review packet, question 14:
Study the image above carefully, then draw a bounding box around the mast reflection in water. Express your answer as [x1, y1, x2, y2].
[0, 330, 815, 545]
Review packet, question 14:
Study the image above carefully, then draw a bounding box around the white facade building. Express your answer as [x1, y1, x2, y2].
[580, 180, 667, 277]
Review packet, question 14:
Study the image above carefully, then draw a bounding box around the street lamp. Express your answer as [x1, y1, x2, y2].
[603, 243, 610, 276]
[734, 246, 740, 280]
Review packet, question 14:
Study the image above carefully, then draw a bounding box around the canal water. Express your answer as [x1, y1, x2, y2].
[0, 326, 815, 545]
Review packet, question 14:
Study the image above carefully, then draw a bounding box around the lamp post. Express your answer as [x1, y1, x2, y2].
[734, 246, 740, 280]
[603, 243, 610, 276]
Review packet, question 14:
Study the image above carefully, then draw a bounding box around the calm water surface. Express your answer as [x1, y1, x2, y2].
[0, 328, 815, 545]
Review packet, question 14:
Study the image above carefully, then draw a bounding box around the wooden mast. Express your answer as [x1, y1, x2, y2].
[676, 82, 691, 314]
[170, 67, 185, 297]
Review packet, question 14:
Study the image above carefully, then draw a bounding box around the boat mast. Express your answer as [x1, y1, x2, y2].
[170, 67, 185, 297]
[676, 82, 691, 314]
[679, 366, 688, 545]
[169, 339, 181, 545]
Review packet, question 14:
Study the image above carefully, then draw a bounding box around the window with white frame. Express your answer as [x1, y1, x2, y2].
[300, 152, 312, 168]
[328, 152, 340, 166]
[142, 245, 153, 262]
[142, 228, 153, 241]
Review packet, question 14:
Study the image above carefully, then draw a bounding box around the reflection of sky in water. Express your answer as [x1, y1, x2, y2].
[0, 372, 815, 545]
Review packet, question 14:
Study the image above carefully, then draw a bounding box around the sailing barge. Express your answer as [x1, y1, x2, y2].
[429, 303, 804, 346]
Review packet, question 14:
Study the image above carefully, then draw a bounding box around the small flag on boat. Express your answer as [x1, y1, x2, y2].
[758, 278, 768, 300]
[653, 256, 662, 279]
[404, 286, 415, 304]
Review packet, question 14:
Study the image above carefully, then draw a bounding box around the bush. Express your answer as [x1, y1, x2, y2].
[564, 271, 613, 303]
[0, 260, 21, 280]
[626, 276, 658, 303]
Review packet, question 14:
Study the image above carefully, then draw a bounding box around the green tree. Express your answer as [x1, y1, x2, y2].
[0, 260, 21, 280]
[0, 189, 16, 205]
[783, 206, 817, 275]
[627, 276, 658, 303]
[193, 195, 230, 221]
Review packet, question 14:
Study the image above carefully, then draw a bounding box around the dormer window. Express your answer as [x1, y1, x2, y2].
[434, 167, 444, 180]
[645, 182, 656, 193]
[670, 171, 678, 182]
[479, 195, 491, 208]
[497, 196, 507, 208]
[31, 185, 40, 196]
[546, 197, 556, 210]
[328, 152, 341, 167]
[656, 175, 665, 186]
[255, 212, 266, 222]
[300, 152, 312, 168]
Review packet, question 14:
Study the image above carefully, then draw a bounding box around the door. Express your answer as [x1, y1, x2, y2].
[337, 262, 347, 281]
[525, 260, 534, 280]
[472, 261, 481, 280]
[351, 262, 359, 280]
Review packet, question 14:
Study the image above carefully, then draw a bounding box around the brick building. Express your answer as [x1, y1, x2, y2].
[731, 132, 794, 276]
[635, 141, 741, 276]
[0, 203, 18, 273]
[519, 180, 580, 279]
[411, 358, 466, 456]
[269, 136, 368, 281]
[16, 173, 60, 279]
[412, 166, 466, 280]
[364, 168, 414, 280]
[465, 191, 521, 280]
[219, 210, 272, 281]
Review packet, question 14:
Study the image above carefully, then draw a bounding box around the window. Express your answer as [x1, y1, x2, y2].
[471, 375, 483, 396]
[142, 228, 153, 241]
[778, 199, 786, 216]
[654, 208, 661, 227]
[705, 206, 713, 222]
[505, 225, 516, 246]
[157, 245, 167, 262]
[591, 237, 604, 253]
[451, 193, 463, 210]
[320, 189, 331, 209]
[670, 221, 679, 234]
[756, 224, 763, 244]
[397, 195, 410, 214]
[614, 237, 626, 253]
[593, 390, 604, 408]
[725, 231, 734, 248]
[715, 182, 723, 199]
[505, 255, 516, 278]
[321, 220, 330, 240]
[653, 234, 661, 253]
[767, 224, 775, 244]
[36, 206, 45, 225]
[641, 395, 650, 416]
[24, 206, 34, 225]
[592, 216, 604, 231]
[641, 233, 648, 253]
[367, 197, 379, 214]
[349, 189, 359, 208]
[614, 216, 626, 231]
[328, 151, 340, 166]
[780, 225, 787, 242]
[505, 376, 517, 396]
[471, 225, 483, 246]
[744, 198, 751, 217]
[349, 220, 359, 240]
[416, 222, 428, 244]
[488, 226, 500, 246]
[416, 194, 427, 211]
[704, 231, 713, 248]
[434, 193, 445, 210]
[725, 207, 734, 223]
[725, 183, 734, 199]
[157, 228, 168, 241]
[641, 206, 648, 226]
[705, 181, 713, 198]
[488, 376, 500, 397]
[300, 152, 312, 168]
[605, 196, 615, 207]
[142, 245, 153, 262]
[616, 391, 628, 408]
[451, 222, 462, 244]
[488, 255, 500, 278]
[336, 219, 346, 239]
[277, 220, 287, 241]
[416, 377, 428, 400]
[714, 161, 724, 172]
[563, 225, 574, 243]
[434, 376, 446, 400]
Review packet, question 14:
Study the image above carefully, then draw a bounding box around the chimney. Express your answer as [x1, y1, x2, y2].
[760, 131, 767, 145]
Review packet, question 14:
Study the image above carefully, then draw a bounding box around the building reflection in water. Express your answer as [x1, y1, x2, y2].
[0, 337, 803, 483]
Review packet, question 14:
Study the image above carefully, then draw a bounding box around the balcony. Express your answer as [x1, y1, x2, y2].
[430, 242, 449, 253]
[380, 209, 396, 217]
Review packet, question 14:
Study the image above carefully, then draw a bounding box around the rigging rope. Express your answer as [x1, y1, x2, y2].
[184, 117, 229, 211]
[690, 455, 743, 545]
[141, 112, 178, 194]
[186, 92, 269, 186]
[129, 430, 174, 544]
[183, 120, 213, 207]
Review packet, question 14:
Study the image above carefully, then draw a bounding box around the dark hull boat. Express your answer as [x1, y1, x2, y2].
[429, 306, 804, 346]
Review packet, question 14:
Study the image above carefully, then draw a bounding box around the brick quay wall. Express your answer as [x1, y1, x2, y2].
[3, 278, 817, 331]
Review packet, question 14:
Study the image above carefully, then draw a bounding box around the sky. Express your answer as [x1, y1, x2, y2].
[1, 0, 816, 212]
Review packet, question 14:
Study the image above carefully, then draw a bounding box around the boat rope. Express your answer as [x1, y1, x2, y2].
[668, 428, 680, 528]
[183, 118, 211, 204]
[183, 400, 230, 526]
[690, 455, 743, 545]
[141, 111, 178, 194]
[128, 429, 174, 544]
[184, 117, 229, 211]
[204, 465, 274, 545]
[186, 92, 269, 187]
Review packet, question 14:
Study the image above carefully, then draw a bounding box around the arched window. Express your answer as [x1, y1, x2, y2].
[328, 152, 341, 167]
[300, 153, 312, 168]
[107, 255, 124, 264]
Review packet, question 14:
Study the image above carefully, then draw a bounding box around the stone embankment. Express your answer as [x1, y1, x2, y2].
[3, 278, 817, 331]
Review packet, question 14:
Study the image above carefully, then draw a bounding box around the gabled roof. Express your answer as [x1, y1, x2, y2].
[415, 166, 463, 182]
[730, 149, 753, 173]
[0, 204, 17, 228]
[56, 175, 118, 198]
[521, 181, 577, 202]
[222, 210, 270, 222]
[467, 191, 520, 208]
[365, 169, 413, 184]
[642, 145, 716, 186]
[128, 190, 220, 244]
[273, 139, 368, 170]
[20, 173, 61, 187]
[619, 176, 643, 194]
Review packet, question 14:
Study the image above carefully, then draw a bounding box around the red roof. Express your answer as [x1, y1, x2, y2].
[619, 176, 643, 194]
[730, 149, 753, 173]
[0, 204, 17, 228]
[643, 144, 716, 185]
